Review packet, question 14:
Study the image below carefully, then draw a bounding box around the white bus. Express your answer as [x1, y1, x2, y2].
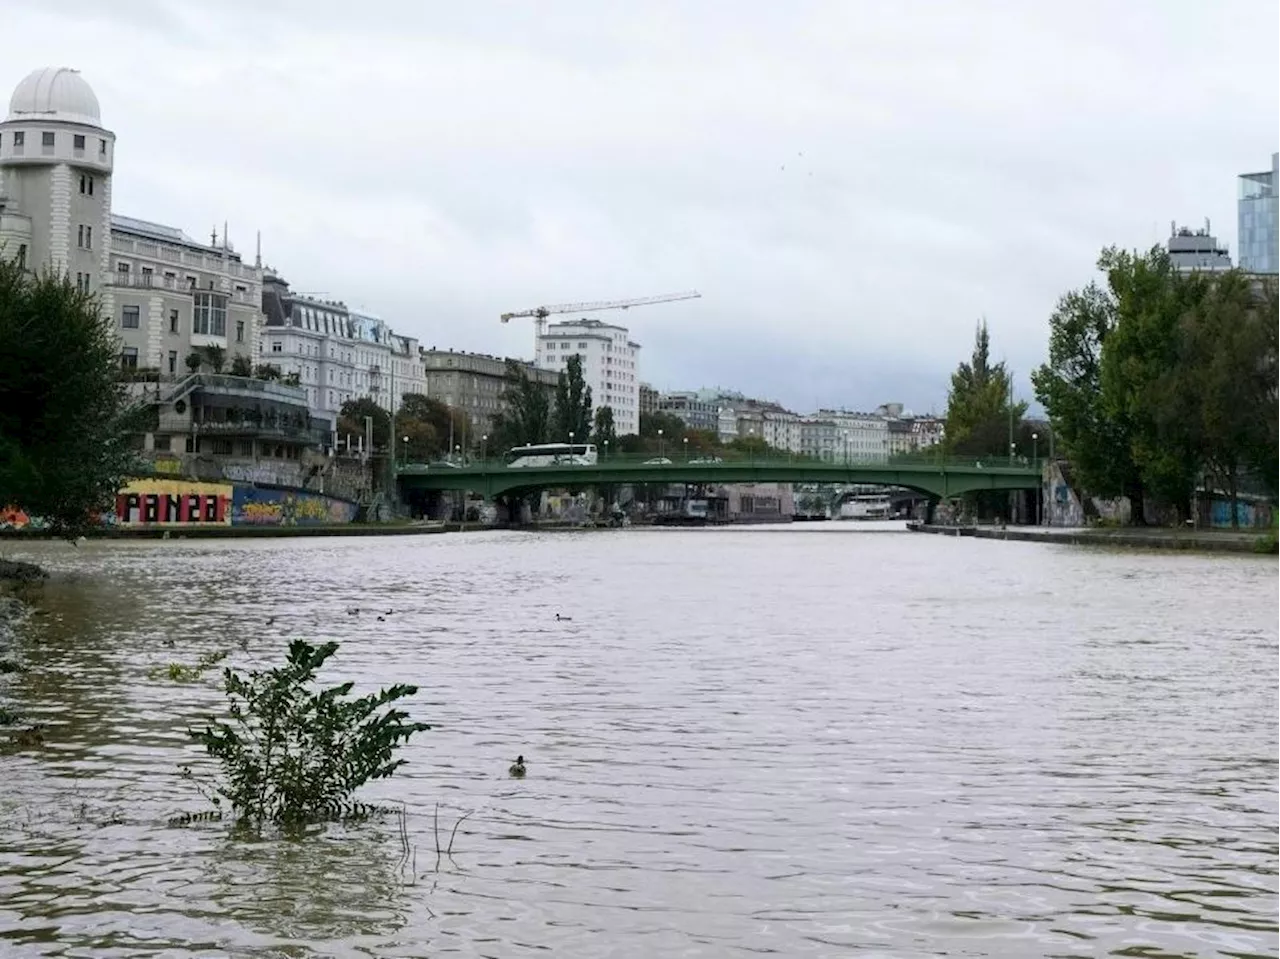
[505, 443, 599, 468]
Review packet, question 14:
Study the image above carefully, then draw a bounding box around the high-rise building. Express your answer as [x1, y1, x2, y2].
[1165, 221, 1233, 274]
[535, 318, 640, 436]
[1238, 152, 1278, 275]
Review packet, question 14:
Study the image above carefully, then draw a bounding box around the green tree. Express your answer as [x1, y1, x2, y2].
[1032, 277, 1144, 507]
[552, 354, 593, 442]
[639, 411, 687, 439]
[229, 353, 253, 377]
[201, 344, 227, 374]
[0, 261, 143, 536]
[398, 393, 468, 457]
[1097, 247, 1206, 521]
[591, 406, 618, 449]
[253, 363, 282, 381]
[945, 321, 1025, 458]
[337, 397, 391, 452]
[490, 360, 551, 451]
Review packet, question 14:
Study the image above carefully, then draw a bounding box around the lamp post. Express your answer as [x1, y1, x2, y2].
[569, 430, 575, 447]
[683, 436, 689, 461]
[1032, 432, 1040, 526]
[658, 428, 664, 459]
[603, 439, 610, 461]
[481, 433, 488, 465]
[401, 435, 409, 467]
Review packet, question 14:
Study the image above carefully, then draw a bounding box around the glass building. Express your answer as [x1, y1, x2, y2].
[1237, 152, 1278, 274]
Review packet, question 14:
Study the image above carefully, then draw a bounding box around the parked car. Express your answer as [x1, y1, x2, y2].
[643, 457, 673, 465]
[689, 456, 724, 464]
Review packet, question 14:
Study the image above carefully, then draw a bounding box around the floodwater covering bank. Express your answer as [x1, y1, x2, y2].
[908, 522, 1272, 554]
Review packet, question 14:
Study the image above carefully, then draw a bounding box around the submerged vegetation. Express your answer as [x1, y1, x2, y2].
[182, 639, 430, 828]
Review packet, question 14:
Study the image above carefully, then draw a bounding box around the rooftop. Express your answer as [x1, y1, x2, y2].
[7, 67, 101, 127]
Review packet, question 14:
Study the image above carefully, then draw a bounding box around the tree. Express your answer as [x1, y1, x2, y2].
[185, 351, 203, 373]
[0, 261, 144, 536]
[552, 354, 593, 442]
[229, 353, 253, 377]
[399, 394, 468, 457]
[945, 321, 1025, 458]
[253, 363, 282, 381]
[337, 397, 391, 452]
[590, 406, 618, 449]
[1097, 247, 1205, 521]
[490, 360, 551, 451]
[1032, 278, 1144, 508]
[201, 344, 226, 374]
[639, 411, 687, 439]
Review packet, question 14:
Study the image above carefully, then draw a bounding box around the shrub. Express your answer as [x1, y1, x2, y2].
[185, 639, 429, 826]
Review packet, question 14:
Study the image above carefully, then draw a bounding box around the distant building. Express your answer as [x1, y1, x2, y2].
[815, 409, 890, 463]
[421, 348, 557, 439]
[658, 390, 719, 432]
[1238, 152, 1278, 275]
[1166, 221, 1232, 274]
[536, 318, 640, 435]
[638, 382, 659, 419]
[259, 273, 425, 427]
[800, 417, 838, 461]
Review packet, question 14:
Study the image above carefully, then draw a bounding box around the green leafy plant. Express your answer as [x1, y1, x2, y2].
[184, 639, 429, 827]
[151, 648, 227, 683]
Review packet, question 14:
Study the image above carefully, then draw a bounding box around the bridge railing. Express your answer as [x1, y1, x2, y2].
[400, 452, 1044, 473]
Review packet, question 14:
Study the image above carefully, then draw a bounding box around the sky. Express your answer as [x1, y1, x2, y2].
[7, 1, 1278, 414]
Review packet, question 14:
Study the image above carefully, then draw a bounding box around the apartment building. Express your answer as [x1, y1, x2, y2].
[536, 318, 641, 436]
[422, 348, 558, 436]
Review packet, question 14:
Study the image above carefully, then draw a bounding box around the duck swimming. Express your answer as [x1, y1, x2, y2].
[509, 755, 526, 778]
[555, 613, 572, 622]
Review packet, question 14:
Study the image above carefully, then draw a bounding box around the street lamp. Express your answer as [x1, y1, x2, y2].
[603, 439, 610, 461]
[683, 436, 689, 461]
[569, 430, 575, 447]
[658, 428, 664, 459]
[401, 435, 409, 466]
[1032, 431, 1040, 526]
[481, 433, 488, 464]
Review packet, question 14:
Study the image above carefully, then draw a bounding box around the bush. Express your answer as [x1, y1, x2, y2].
[185, 640, 429, 826]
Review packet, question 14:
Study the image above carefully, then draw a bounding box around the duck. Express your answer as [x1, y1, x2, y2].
[555, 613, 572, 622]
[346, 607, 360, 616]
[508, 755, 526, 778]
[376, 615, 386, 622]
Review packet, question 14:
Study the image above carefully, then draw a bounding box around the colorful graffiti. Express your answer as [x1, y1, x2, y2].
[117, 479, 233, 526]
[230, 487, 358, 526]
[1, 506, 47, 530]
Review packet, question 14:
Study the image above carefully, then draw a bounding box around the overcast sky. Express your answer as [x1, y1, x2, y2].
[8, 1, 1278, 414]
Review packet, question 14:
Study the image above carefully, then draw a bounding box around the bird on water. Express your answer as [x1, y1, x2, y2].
[555, 613, 572, 622]
[509, 755, 526, 778]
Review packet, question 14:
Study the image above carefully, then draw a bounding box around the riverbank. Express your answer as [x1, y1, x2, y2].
[908, 522, 1273, 554]
[0, 522, 455, 540]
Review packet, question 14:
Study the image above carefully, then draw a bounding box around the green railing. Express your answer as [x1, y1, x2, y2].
[402, 452, 1044, 473]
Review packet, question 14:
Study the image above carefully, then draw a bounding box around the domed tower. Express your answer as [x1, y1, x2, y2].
[0, 68, 114, 293]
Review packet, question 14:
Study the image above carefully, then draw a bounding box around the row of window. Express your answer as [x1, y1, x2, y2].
[3, 130, 108, 155]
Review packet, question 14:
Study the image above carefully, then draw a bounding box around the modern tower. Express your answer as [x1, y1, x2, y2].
[1237, 152, 1278, 275]
[0, 67, 115, 308]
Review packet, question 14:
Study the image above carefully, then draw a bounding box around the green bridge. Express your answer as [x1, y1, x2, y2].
[398, 454, 1044, 502]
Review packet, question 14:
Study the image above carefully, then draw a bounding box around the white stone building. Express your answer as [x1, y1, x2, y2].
[259, 272, 425, 427]
[814, 410, 890, 463]
[535, 318, 640, 436]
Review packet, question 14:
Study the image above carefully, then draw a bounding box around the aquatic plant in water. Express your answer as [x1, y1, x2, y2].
[183, 639, 430, 827]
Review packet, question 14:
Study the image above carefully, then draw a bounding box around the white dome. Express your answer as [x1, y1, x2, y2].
[7, 67, 101, 126]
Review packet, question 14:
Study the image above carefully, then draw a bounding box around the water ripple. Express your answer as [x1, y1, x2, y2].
[0, 529, 1275, 957]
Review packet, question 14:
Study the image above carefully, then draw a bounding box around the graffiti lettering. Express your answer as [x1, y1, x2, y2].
[116, 480, 232, 526]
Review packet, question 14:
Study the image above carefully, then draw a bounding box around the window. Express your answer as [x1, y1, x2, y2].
[191, 292, 227, 336]
[12, 132, 23, 147]
[76, 272, 91, 293]
[141, 266, 152, 286]
[168, 309, 179, 333]
[77, 225, 92, 249]
[117, 262, 130, 274]
[120, 347, 138, 370]
[41, 131, 54, 149]
[99, 138, 107, 156]
[168, 350, 177, 374]
[235, 320, 244, 343]
[122, 306, 140, 329]
[78, 174, 95, 195]
[73, 134, 85, 151]
[163, 271, 176, 289]
[271, 340, 282, 353]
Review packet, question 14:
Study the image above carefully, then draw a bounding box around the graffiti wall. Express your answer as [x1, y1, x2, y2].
[117, 479, 233, 526]
[230, 487, 358, 526]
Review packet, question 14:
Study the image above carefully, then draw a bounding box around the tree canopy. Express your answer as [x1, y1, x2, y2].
[1034, 246, 1278, 525]
[945, 321, 1027, 458]
[0, 261, 143, 536]
[489, 360, 552, 451]
[552, 354, 593, 443]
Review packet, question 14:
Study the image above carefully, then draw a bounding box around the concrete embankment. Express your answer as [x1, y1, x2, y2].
[908, 523, 1271, 554]
[0, 523, 457, 541]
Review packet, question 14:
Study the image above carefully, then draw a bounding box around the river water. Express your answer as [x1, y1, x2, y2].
[0, 525, 1276, 958]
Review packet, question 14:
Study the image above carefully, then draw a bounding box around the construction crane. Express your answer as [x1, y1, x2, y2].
[500, 290, 701, 340]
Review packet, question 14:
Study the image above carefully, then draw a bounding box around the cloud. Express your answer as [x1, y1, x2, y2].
[6, 0, 1277, 412]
